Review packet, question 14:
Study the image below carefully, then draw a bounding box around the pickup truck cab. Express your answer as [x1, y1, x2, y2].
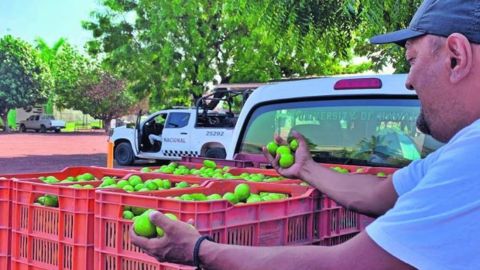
[228, 74, 443, 168]
[19, 114, 66, 133]
[110, 88, 253, 165]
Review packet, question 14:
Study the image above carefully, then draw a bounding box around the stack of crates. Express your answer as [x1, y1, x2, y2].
[0, 177, 12, 270]
[0, 161, 396, 270]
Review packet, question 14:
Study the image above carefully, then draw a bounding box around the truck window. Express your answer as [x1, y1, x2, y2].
[166, 112, 190, 128]
[238, 98, 443, 168]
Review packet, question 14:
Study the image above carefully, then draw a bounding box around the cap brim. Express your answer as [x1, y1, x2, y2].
[370, 28, 425, 46]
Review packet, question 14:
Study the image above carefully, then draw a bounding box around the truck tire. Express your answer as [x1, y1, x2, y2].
[20, 124, 26, 133]
[205, 147, 226, 159]
[114, 142, 135, 165]
[55, 129, 61, 133]
[40, 125, 47, 133]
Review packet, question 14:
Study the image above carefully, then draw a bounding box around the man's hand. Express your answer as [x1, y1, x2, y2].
[130, 211, 201, 265]
[262, 130, 315, 179]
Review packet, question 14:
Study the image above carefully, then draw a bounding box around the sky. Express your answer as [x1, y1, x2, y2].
[0, 0, 99, 52]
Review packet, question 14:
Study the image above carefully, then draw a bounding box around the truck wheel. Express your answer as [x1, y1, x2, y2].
[20, 124, 26, 133]
[205, 147, 226, 159]
[114, 142, 135, 165]
[54, 129, 61, 133]
[40, 125, 47, 133]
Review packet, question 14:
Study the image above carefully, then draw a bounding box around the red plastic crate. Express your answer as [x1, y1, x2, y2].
[0, 178, 12, 270]
[9, 172, 210, 270]
[94, 181, 317, 269]
[313, 194, 362, 242]
[0, 166, 133, 181]
[10, 179, 97, 270]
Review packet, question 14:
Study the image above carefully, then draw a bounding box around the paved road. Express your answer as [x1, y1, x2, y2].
[0, 132, 133, 174]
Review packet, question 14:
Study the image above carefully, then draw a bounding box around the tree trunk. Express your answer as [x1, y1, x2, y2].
[103, 118, 111, 133]
[1, 113, 10, 133]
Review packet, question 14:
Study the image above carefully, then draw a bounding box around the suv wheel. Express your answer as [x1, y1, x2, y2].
[114, 142, 135, 165]
[20, 124, 26, 133]
[40, 125, 47, 133]
[205, 147, 226, 159]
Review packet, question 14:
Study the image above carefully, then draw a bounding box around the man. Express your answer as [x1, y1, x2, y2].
[131, 0, 480, 269]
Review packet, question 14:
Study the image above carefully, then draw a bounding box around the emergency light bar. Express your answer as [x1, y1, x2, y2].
[334, 78, 382, 90]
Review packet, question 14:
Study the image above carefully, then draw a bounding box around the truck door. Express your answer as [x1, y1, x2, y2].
[161, 112, 192, 158]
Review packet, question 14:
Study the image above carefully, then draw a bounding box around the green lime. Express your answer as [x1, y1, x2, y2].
[144, 180, 158, 190]
[175, 181, 189, 188]
[234, 183, 250, 201]
[117, 180, 129, 188]
[101, 177, 116, 187]
[207, 194, 222, 200]
[279, 154, 295, 168]
[153, 179, 164, 189]
[180, 194, 193, 201]
[123, 185, 134, 192]
[246, 194, 262, 203]
[83, 184, 94, 189]
[134, 183, 145, 191]
[377, 172, 387, 177]
[131, 207, 148, 216]
[289, 139, 299, 151]
[266, 141, 278, 156]
[203, 160, 217, 169]
[223, 192, 239, 204]
[162, 179, 172, 189]
[133, 211, 156, 238]
[140, 167, 151, 173]
[128, 175, 143, 186]
[123, 210, 134, 220]
[276, 145, 291, 156]
[43, 195, 58, 207]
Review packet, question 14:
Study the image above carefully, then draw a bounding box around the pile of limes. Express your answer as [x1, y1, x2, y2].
[35, 194, 59, 207]
[266, 139, 299, 168]
[167, 183, 289, 205]
[97, 175, 198, 192]
[141, 161, 286, 182]
[39, 173, 97, 184]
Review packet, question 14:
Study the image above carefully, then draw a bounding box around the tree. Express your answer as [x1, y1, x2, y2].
[35, 37, 66, 114]
[50, 43, 95, 110]
[76, 71, 135, 131]
[83, 0, 370, 108]
[347, 0, 423, 73]
[0, 35, 52, 132]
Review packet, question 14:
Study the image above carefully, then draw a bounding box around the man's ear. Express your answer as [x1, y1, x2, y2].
[446, 33, 473, 83]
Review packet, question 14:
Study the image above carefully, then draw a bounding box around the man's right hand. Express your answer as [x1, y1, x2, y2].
[262, 130, 315, 180]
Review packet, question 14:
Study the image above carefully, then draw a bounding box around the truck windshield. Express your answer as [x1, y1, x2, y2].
[238, 98, 443, 168]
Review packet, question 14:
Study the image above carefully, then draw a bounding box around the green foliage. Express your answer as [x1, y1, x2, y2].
[84, 0, 371, 108]
[348, 0, 422, 73]
[48, 43, 94, 110]
[0, 35, 53, 132]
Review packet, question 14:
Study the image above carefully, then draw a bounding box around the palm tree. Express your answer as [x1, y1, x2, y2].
[35, 37, 66, 114]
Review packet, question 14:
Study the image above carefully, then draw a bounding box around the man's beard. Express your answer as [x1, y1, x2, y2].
[416, 110, 431, 135]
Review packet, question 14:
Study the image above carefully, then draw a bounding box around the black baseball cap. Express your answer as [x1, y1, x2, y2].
[370, 0, 480, 46]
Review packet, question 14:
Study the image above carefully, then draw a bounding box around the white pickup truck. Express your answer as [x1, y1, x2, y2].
[227, 74, 443, 168]
[19, 114, 66, 133]
[110, 88, 253, 165]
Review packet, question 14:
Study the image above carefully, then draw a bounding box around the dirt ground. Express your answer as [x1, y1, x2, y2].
[0, 132, 151, 174]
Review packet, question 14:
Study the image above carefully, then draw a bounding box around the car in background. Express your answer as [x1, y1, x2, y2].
[19, 114, 66, 133]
